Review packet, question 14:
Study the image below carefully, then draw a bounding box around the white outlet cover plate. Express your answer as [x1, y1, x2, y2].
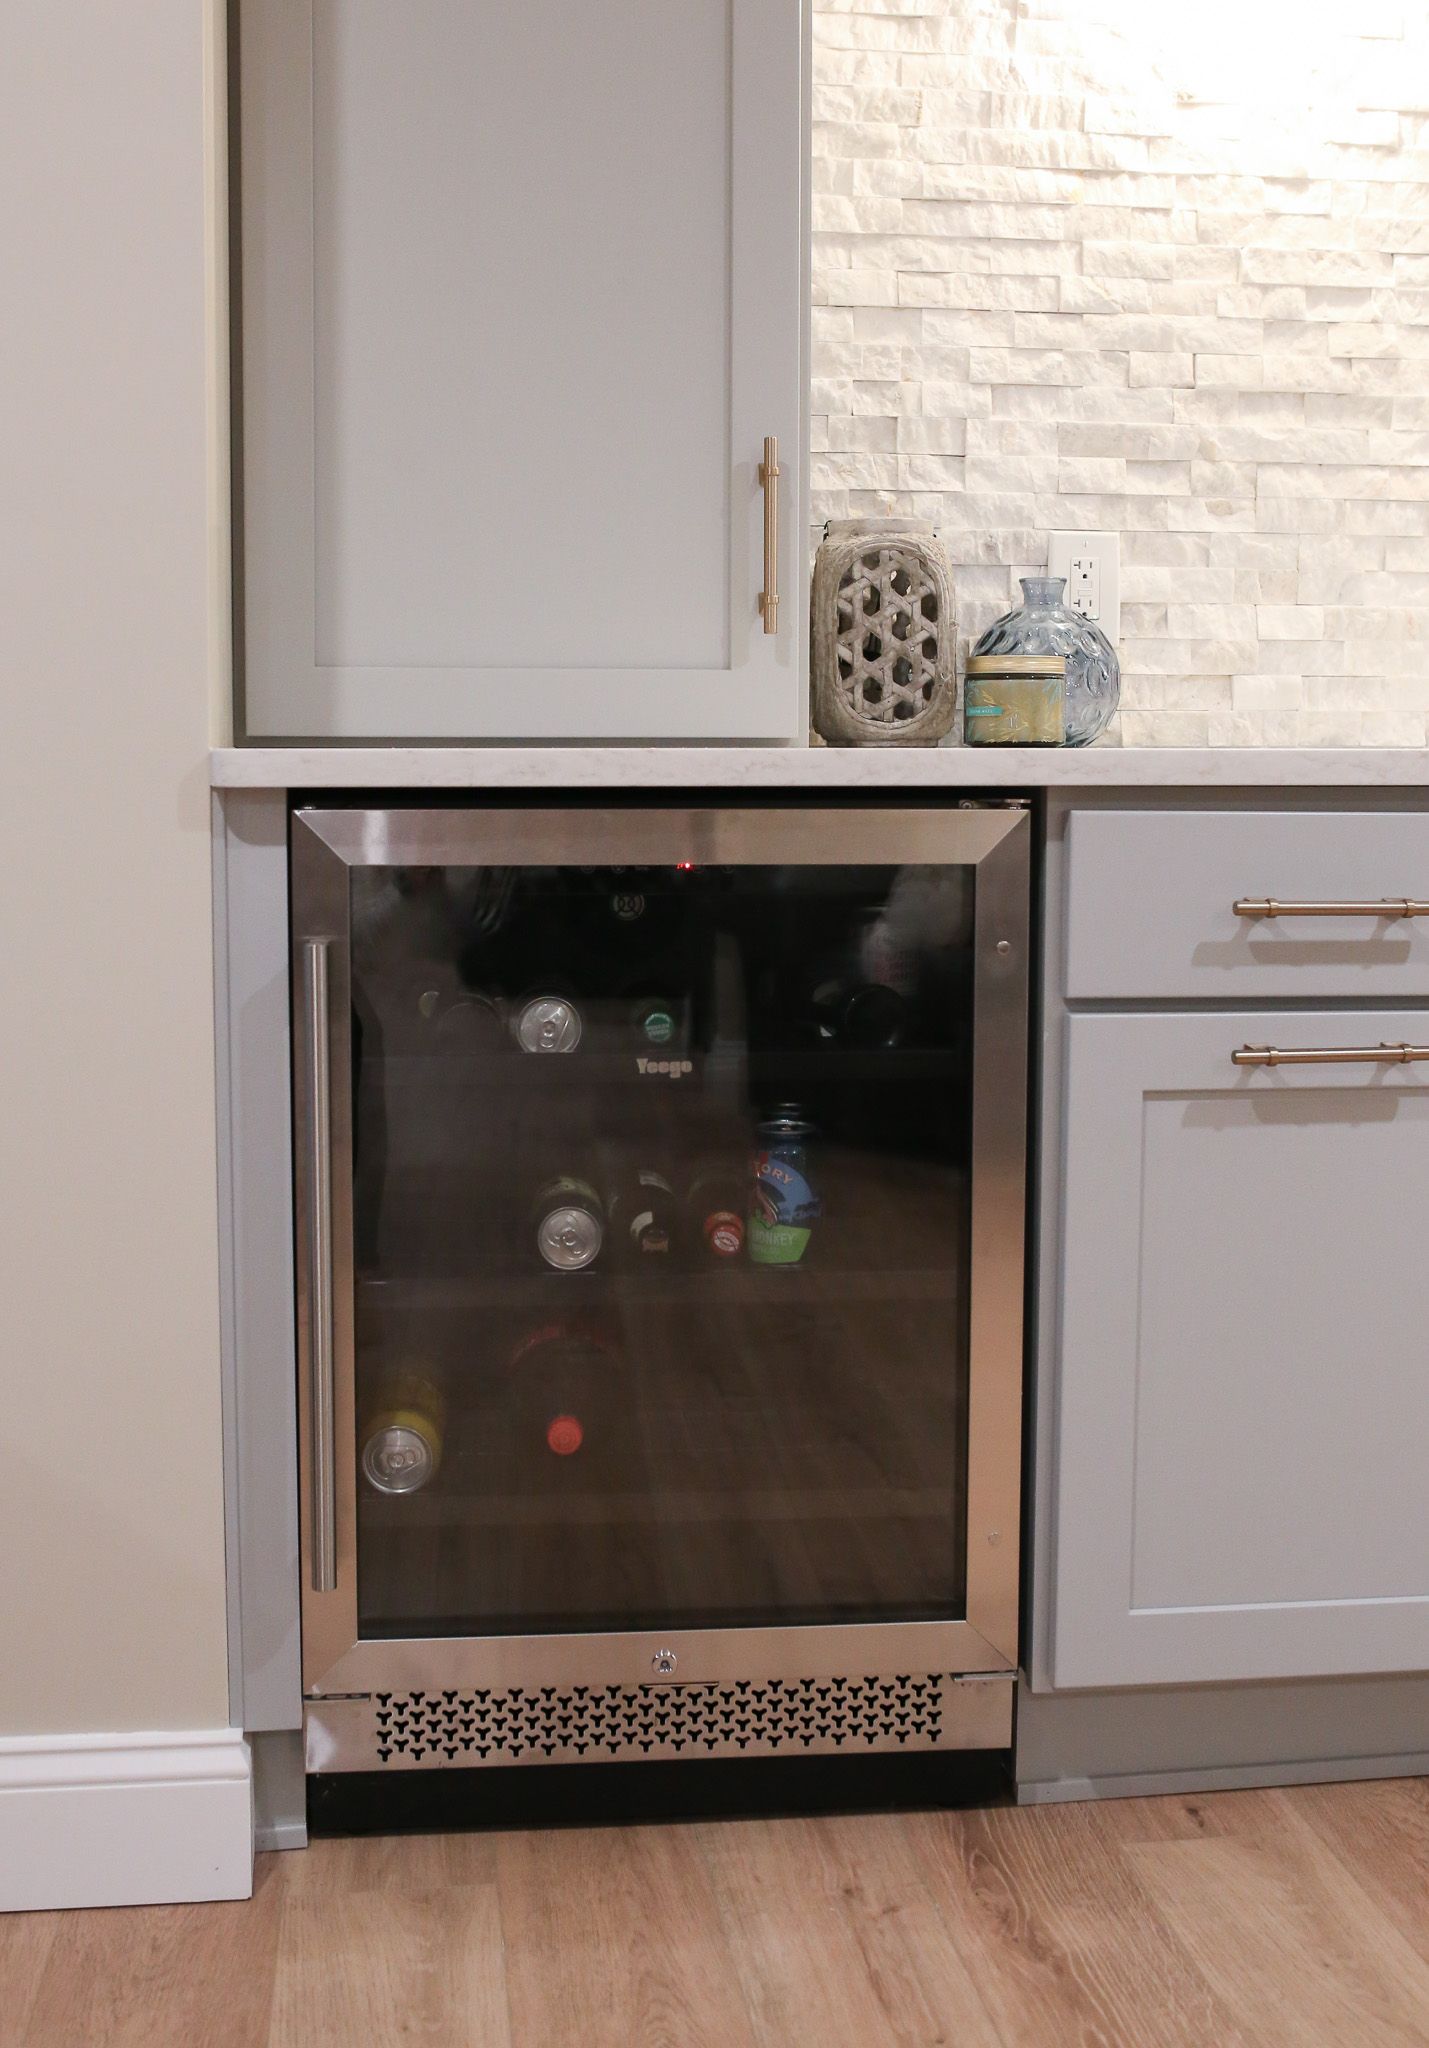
[1048, 530, 1120, 648]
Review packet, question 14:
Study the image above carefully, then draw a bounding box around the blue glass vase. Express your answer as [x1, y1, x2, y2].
[971, 576, 1119, 746]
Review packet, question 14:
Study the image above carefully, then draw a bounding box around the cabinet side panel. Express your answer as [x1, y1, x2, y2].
[219, 791, 302, 1731]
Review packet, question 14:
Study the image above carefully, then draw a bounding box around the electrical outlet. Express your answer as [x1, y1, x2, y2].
[1067, 552, 1099, 618]
[1047, 531, 1120, 647]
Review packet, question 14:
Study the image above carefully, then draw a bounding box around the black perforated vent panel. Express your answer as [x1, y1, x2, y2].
[370, 1675, 949, 1767]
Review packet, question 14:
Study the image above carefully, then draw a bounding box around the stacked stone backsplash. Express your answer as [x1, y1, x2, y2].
[811, 0, 1429, 744]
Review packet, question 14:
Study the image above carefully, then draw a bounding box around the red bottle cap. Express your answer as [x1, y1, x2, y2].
[546, 1414, 584, 1457]
[706, 1210, 745, 1257]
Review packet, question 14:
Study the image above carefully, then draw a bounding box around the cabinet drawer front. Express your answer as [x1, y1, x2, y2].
[1051, 1010, 1429, 1690]
[1066, 810, 1429, 1000]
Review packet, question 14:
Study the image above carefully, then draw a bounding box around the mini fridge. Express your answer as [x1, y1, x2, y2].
[291, 801, 1030, 1772]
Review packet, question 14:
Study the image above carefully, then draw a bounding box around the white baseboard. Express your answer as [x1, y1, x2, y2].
[0, 1728, 253, 1912]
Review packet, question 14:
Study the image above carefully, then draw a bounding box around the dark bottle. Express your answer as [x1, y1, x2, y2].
[507, 1319, 620, 1464]
[684, 1158, 748, 1262]
[419, 987, 507, 1053]
[810, 972, 910, 1050]
[623, 985, 683, 1052]
[529, 1174, 605, 1271]
[607, 1167, 679, 1258]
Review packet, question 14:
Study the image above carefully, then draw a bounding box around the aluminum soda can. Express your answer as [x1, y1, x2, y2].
[749, 1107, 822, 1267]
[514, 990, 583, 1054]
[531, 1175, 605, 1270]
[361, 1370, 445, 1495]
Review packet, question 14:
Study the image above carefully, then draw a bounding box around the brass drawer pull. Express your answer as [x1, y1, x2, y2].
[758, 435, 779, 635]
[1234, 897, 1429, 920]
[1233, 1041, 1429, 1068]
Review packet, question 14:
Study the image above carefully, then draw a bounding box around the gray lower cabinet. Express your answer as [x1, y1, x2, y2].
[1051, 1008, 1429, 1690]
[1065, 809, 1429, 1004]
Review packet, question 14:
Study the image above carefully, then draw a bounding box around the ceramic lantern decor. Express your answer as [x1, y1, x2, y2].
[811, 520, 957, 746]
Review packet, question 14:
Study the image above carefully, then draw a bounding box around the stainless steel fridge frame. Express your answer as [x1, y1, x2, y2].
[291, 803, 1030, 1770]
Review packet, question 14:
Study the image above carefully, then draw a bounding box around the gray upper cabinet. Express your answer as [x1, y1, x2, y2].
[237, 0, 806, 741]
[1051, 1008, 1429, 1689]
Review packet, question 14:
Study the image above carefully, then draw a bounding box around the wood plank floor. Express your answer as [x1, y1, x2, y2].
[8, 1777, 1429, 2046]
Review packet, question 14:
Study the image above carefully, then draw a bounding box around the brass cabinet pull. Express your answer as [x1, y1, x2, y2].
[1234, 897, 1429, 919]
[1233, 1041, 1429, 1068]
[758, 435, 779, 635]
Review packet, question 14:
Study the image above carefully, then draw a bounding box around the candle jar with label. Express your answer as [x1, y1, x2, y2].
[963, 654, 1066, 745]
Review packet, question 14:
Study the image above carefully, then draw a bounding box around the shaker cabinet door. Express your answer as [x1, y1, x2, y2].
[1051, 1011, 1429, 1689]
[238, 0, 805, 741]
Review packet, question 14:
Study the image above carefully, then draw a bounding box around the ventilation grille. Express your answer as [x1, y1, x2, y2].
[370, 1675, 948, 1767]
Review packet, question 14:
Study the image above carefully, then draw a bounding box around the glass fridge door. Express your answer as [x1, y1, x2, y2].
[293, 806, 1028, 1694]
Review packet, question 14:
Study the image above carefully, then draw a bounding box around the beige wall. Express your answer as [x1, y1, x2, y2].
[0, 5, 231, 1731]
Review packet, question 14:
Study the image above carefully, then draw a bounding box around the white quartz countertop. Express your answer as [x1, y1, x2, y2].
[211, 745, 1429, 789]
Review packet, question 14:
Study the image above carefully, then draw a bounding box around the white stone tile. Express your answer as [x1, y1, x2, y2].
[1175, 389, 1306, 425]
[1120, 530, 1214, 568]
[807, 0, 1429, 748]
[1164, 497, 1257, 532]
[1122, 674, 1233, 712]
[1234, 569, 1298, 604]
[1324, 605, 1429, 640]
[1256, 605, 1326, 640]
[1231, 674, 1306, 712]
[1207, 533, 1301, 571]
[1336, 572, 1429, 605]
[895, 414, 968, 453]
[1387, 536, 1429, 570]
[1126, 458, 1195, 494]
[1122, 566, 1236, 602]
[1059, 422, 1200, 458]
[1130, 351, 1195, 386]
[1115, 710, 1214, 745]
[1057, 455, 1126, 492]
[1169, 604, 1259, 640]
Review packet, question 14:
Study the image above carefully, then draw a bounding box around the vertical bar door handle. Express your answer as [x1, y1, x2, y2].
[303, 938, 337, 1595]
[758, 436, 779, 634]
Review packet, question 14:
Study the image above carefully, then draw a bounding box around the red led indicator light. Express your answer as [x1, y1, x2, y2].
[546, 1414, 584, 1456]
[676, 861, 695, 871]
